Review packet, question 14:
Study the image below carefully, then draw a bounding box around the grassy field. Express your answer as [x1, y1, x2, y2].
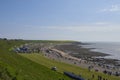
[0, 40, 71, 80]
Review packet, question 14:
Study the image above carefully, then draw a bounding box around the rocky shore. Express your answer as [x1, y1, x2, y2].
[54, 42, 120, 66]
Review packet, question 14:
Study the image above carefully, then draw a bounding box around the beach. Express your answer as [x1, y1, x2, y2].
[15, 42, 120, 76]
[46, 42, 120, 75]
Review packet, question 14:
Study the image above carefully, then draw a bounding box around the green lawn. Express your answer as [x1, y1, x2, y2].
[20, 53, 120, 80]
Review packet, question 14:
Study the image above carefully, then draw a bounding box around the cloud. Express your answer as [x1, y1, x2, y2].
[21, 23, 120, 36]
[42, 23, 120, 33]
[4, 23, 120, 42]
[100, 4, 120, 12]
[92, 22, 108, 25]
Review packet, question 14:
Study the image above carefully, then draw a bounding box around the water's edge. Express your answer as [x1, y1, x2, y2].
[81, 42, 120, 60]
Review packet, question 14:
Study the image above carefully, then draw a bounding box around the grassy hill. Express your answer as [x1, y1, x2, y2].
[20, 53, 120, 80]
[0, 40, 71, 80]
[0, 39, 120, 80]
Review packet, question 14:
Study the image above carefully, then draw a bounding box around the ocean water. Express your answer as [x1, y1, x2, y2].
[81, 42, 120, 60]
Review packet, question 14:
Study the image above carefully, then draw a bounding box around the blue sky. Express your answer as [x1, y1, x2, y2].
[1, 0, 120, 42]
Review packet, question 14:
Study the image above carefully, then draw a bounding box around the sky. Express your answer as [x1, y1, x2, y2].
[0, 0, 120, 42]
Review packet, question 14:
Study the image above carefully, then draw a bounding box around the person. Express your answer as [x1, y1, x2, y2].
[95, 69, 99, 72]
[103, 70, 107, 74]
[99, 76, 102, 80]
[103, 78, 105, 80]
[115, 71, 119, 76]
[92, 74, 94, 79]
[98, 75, 100, 80]
[88, 66, 91, 72]
[98, 75, 102, 80]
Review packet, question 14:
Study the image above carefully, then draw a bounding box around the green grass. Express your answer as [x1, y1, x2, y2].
[0, 40, 71, 80]
[26, 40, 75, 45]
[20, 53, 120, 80]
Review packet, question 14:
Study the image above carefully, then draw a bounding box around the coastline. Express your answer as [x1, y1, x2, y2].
[52, 42, 120, 73]
[15, 41, 120, 76]
[54, 42, 110, 59]
[81, 42, 120, 60]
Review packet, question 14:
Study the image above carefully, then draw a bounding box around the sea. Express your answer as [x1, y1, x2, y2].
[81, 42, 120, 60]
